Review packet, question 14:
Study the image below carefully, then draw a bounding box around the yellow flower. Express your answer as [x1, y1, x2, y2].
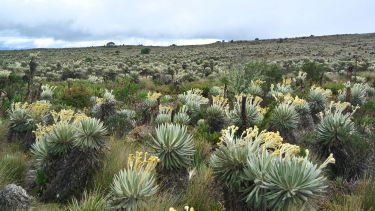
[292, 96, 306, 106]
[147, 91, 162, 101]
[29, 101, 51, 121]
[319, 153, 335, 169]
[212, 96, 228, 110]
[58, 109, 75, 122]
[127, 151, 159, 172]
[310, 85, 332, 98]
[73, 112, 89, 123]
[279, 143, 300, 156]
[283, 78, 292, 86]
[14, 102, 29, 110]
[159, 105, 173, 114]
[95, 97, 104, 105]
[272, 149, 281, 156]
[33, 123, 53, 140]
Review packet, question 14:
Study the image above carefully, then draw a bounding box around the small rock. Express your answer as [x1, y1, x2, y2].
[0, 184, 31, 210]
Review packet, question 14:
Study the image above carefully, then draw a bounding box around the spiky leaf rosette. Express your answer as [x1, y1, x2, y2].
[270, 102, 299, 132]
[206, 104, 229, 132]
[228, 95, 264, 128]
[178, 89, 208, 121]
[338, 82, 368, 106]
[242, 150, 273, 209]
[9, 108, 34, 133]
[174, 105, 190, 125]
[174, 112, 190, 125]
[74, 118, 107, 150]
[315, 102, 356, 148]
[211, 125, 300, 190]
[152, 123, 195, 170]
[31, 139, 49, 169]
[262, 155, 330, 211]
[109, 169, 158, 210]
[47, 122, 76, 155]
[155, 113, 172, 125]
[210, 141, 249, 187]
[307, 85, 332, 114]
[40, 84, 56, 101]
[242, 149, 333, 210]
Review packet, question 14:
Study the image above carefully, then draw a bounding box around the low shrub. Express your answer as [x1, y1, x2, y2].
[58, 86, 91, 108]
[140, 47, 151, 54]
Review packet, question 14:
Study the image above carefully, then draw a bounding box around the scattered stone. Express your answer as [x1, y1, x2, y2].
[0, 184, 31, 210]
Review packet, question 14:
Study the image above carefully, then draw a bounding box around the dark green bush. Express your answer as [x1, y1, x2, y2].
[302, 60, 329, 83]
[113, 78, 140, 103]
[195, 122, 221, 144]
[84, 57, 93, 63]
[59, 86, 91, 108]
[4, 72, 26, 101]
[140, 47, 151, 54]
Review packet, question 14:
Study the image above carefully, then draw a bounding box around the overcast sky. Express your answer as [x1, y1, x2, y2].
[0, 0, 374, 49]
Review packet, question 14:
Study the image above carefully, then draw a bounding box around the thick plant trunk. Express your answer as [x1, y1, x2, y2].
[41, 148, 103, 202]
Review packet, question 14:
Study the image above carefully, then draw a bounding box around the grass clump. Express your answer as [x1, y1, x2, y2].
[0, 153, 28, 187]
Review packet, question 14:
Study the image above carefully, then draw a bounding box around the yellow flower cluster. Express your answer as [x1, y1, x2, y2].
[13, 101, 51, 122]
[169, 207, 195, 211]
[33, 123, 53, 141]
[283, 94, 306, 106]
[29, 101, 51, 120]
[319, 153, 336, 169]
[127, 151, 160, 172]
[147, 91, 162, 101]
[73, 112, 89, 123]
[34, 110, 89, 140]
[235, 94, 266, 115]
[218, 125, 239, 145]
[51, 109, 75, 123]
[255, 129, 284, 150]
[187, 88, 203, 96]
[13, 102, 29, 110]
[212, 96, 228, 110]
[320, 101, 358, 119]
[292, 96, 306, 107]
[220, 125, 301, 157]
[277, 143, 301, 156]
[330, 101, 351, 111]
[256, 105, 268, 115]
[95, 97, 104, 106]
[159, 105, 173, 114]
[252, 79, 265, 86]
[282, 78, 292, 86]
[310, 85, 332, 98]
[235, 94, 263, 106]
[236, 93, 261, 102]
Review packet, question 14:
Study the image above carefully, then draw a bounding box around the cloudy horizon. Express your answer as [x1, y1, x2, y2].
[0, 0, 374, 50]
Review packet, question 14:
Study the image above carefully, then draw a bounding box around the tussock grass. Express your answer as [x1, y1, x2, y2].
[141, 191, 182, 211]
[0, 152, 28, 188]
[326, 178, 375, 210]
[92, 136, 139, 193]
[183, 165, 222, 211]
[31, 203, 65, 211]
[67, 190, 108, 211]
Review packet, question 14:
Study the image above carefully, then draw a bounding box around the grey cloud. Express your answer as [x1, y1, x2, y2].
[0, 0, 374, 49]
